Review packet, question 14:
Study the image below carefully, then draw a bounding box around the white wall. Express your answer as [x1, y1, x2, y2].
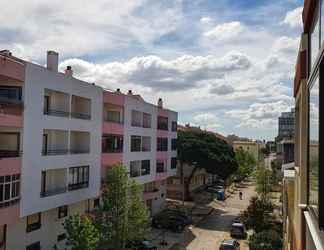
[21, 63, 103, 217]
[6, 200, 88, 250]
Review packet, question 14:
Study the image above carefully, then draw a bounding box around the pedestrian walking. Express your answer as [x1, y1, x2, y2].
[239, 191, 243, 200]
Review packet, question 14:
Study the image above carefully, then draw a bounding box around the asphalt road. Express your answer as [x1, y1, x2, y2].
[185, 180, 256, 250]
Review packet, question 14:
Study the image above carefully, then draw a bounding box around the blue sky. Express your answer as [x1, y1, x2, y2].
[1, 0, 303, 140]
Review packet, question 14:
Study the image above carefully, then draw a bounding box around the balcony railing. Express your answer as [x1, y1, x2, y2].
[156, 166, 166, 173]
[0, 197, 20, 209]
[70, 149, 90, 154]
[68, 182, 89, 191]
[0, 96, 22, 105]
[71, 112, 91, 120]
[42, 149, 69, 156]
[0, 150, 22, 158]
[44, 109, 69, 117]
[144, 188, 159, 193]
[40, 187, 67, 198]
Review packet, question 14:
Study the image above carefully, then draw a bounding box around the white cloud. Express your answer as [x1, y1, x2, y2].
[282, 7, 303, 29]
[59, 51, 251, 91]
[200, 17, 214, 25]
[203, 21, 245, 42]
[210, 82, 235, 95]
[0, 0, 183, 59]
[193, 113, 221, 130]
[226, 100, 294, 129]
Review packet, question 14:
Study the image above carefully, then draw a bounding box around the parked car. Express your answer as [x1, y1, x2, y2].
[230, 223, 247, 239]
[152, 209, 190, 232]
[219, 239, 240, 250]
[126, 240, 157, 250]
[232, 216, 242, 224]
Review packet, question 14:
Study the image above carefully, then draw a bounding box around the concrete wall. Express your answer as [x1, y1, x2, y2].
[21, 63, 103, 217]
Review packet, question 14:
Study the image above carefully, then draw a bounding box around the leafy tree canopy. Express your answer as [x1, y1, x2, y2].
[249, 230, 282, 250]
[177, 130, 238, 180]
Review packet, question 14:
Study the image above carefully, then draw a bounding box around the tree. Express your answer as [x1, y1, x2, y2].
[234, 148, 256, 181]
[255, 164, 272, 198]
[64, 214, 99, 250]
[177, 129, 238, 200]
[99, 164, 149, 249]
[249, 230, 282, 250]
[241, 196, 274, 233]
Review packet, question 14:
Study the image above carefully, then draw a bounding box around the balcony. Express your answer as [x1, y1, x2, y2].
[103, 104, 124, 134]
[0, 132, 21, 159]
[44, 89, 70, 118]
[70, 131, 90, 154]
[42, 129, 68, 156]
[71, 95, 91, 120]
[41, 169, 67, 198]
[0, 86, 23, 127]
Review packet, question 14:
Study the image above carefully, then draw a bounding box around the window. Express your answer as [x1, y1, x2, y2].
[131, 136, 142, 152]
[58, 205, 68, 219]
[57, 233, 66, 242]
[107, 110, 122, 123]
[0, 174, 20, 208]
[102, 134, 123, 153]
[156, 161, 165, 173]
[26, 213, 41, 233]
[26, 242, 40, 250]
[0, 86, 22, 101]
[130, 161, 141, 177]
[0, 132, 20, 158]
[308, 77, 319, 212]
[143, 113, 152, 128]
[171, 138, 177, 151]
[131, 110, 142, 127]
[157, 138, 168, 151]
[142, 136, 151, 152]
[157, 116, 168, 130]
[171, 157, 177, 169]
[141, 160, 150, 175]
[68, 166, 89, 190]
[172, 121, 177, 132]
[94, 198, 100, 208]
[311, 4, 320, 72]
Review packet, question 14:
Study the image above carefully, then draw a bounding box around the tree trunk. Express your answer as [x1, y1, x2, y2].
[185, 166, 199, 201]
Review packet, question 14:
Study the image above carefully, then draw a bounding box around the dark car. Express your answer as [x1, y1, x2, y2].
[152, 210, 190, 232]
[232, 216, 242, 224]
[219, 239, 240, 250]
[230, 223, 247, 239]
[127, 240, 157, 250]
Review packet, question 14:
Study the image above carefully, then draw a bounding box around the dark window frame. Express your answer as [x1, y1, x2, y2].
[131, 135, 142, 152]
[26, 242, 40, 250]
[68, 166, 89, 191]
[157, 116, 168, 131]
[102, 134, 124, 153]
[58, 205, 68, 219]
[171, 157, 177, 169]
[171, 138, 177, 151]
[26, 213, 41, 233]
[171, 121, 177, 132]
[157, 137, 168, 151]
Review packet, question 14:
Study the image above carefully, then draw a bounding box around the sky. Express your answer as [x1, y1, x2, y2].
[1, 0, 303, 140]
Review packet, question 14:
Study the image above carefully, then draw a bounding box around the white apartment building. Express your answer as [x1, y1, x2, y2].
[0, 50, 178, 250]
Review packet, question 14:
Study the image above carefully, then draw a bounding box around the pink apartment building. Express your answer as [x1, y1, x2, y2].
[0, 50, 177, 250]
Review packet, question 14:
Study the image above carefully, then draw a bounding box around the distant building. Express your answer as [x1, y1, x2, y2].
[277, 108, 295, 141]
[233, 141, 259, 162]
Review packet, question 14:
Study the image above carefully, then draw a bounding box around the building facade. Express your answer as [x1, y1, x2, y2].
[0, 50, 177, 250]
[277, 109, 295, 141]
[233, 141, 259, 162]
[284, 0, 324, 249]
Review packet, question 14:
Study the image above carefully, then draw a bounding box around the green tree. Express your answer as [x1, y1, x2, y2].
[255, 164, 272, 198]
[249, 230, 282, 250]
[177, 129, 238, 199]
[64, 214, 99, 250]
[241, 196, 274, 233]
[99, 164, 149, 249]
[234, 148, 256, 181]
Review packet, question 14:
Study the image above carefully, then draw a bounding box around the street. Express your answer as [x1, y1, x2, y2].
[185, 180, 256, 250]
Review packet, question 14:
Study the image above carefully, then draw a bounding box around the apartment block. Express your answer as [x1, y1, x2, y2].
[0, 50, 177, 250]
[284, 0, 324, 249]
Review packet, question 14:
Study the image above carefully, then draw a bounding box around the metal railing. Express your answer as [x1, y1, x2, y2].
[71, 112, 91, 120]
[70, 149, 90, 154]
[68, 182, 89, 191]
[44, 109, 70, 117]
[40, 187, 67, 198]
[42, 149, 69, 156]
[0, 197, 20, 209]
[105, 117, 123, 124]
[0, 150, 22, 158]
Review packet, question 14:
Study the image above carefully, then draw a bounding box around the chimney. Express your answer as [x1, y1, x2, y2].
[47, 51, 58, 72]
[65, 66, 73, 77]
[158, 98, 163, 108]
[127, 90, 133, 95]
